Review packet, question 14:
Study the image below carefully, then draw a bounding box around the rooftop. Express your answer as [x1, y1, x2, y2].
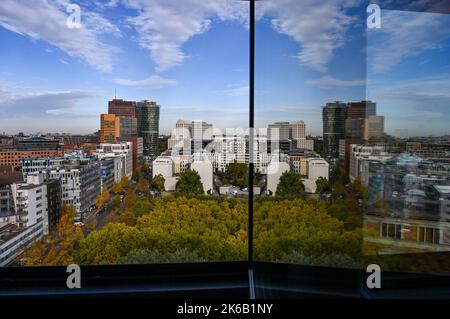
[0, 166, 24, 186]
[433, 185, 450, 194]
[0, 224, 21, 245]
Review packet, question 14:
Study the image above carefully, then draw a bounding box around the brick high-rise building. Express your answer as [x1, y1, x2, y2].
[100, 114, 120, 144]
[108, 99, 137, 117]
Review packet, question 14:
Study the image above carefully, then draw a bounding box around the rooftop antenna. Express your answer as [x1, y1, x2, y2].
[114, 88, 117, 99]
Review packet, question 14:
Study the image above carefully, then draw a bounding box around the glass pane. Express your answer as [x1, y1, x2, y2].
[0, 0, 249, 267]
[254, 0, 450, 298]
[365, 5, 450, 276]
[254, 0, 367, 272]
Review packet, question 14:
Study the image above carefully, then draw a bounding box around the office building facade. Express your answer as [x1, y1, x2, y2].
[323, 102, 347, 159]
[137, 100, 160, 157]
[100, 114, 121, 144]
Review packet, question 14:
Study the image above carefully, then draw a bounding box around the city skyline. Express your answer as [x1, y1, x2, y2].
[0, 2, 450, 136]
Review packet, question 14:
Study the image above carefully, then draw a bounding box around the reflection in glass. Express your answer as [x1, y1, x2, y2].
[364, 9, 450, 273]
[254, 0, 368, 268]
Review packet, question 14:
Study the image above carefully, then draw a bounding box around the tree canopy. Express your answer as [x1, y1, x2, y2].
[315, 176, 330, 195]
[275, 171, 305, 197]
[21, 205, 84, 266]
[218, 161, 248, 188]
[175, 169, 204, 196]
[69, 196, 362, 265]
[151, 174, 165, 192]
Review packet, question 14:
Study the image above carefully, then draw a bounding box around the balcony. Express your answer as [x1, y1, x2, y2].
[16, 217, 28, 223]
[16, 208, 28, 216]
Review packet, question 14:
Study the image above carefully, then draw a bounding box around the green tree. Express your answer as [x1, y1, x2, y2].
[315, 177, 330, 195]
[175, 169, 204, 196]
[220, 161, 248, 188]
[275, 171, 305, 197]
[151, 174, 165, 192]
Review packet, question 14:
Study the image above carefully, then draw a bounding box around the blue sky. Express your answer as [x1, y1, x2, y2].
[0, 0, 449, 137]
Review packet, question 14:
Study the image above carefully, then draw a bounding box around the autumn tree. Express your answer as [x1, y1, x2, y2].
[102, 187, 111, 203]
[175, 169, 204, 196]
[118, 210, 138, 226]
[96, 188, 111, 209]
[137, 178, 149, 193]
[124, 189, 138, 207]
[275, 171, 305, 197]
[73, 196, 362, 267]
[120, 176, 130, 190]
[75, 223, 142, 265]
[122, 248, 205, 264]
[95, 193, 104, 210]
[111, 182, 121, 194]
[21, 205, 84, 266]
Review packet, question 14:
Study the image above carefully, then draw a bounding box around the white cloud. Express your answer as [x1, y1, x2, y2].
[369, 10, 450, 73]
[121, 0, 247, 72]
[258, 106, 321, 115]
[0, 0, 363, 75]
[0, 0, 120, 72]
[118, 0, 360, 73]
[226, 85, 249, 97]
[113, 74, 176, 87]
[257, 0, 361, 72]
[0, 81, 102, 117]
[59, 59, 69, 65]
[46, 108, 82, 115]
[306, 75, 365, 87]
